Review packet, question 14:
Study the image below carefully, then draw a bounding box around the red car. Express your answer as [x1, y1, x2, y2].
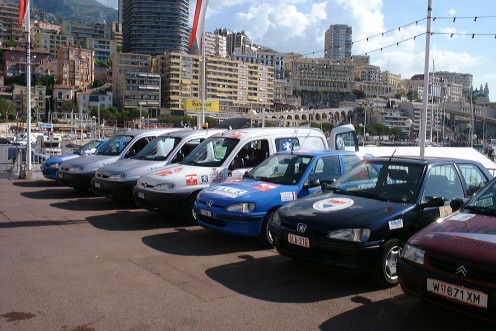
[398, 177, 496, 322]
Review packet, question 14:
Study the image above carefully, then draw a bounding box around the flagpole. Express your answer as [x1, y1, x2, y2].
[25, 0, 32, 172]
[201, 31, 206, 127]
[420, 0, 432, 157]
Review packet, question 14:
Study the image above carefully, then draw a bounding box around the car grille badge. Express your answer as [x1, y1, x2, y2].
[297, 223, 307, 233]
[455, 265, 467, 277]
[206, 200, 213, 207]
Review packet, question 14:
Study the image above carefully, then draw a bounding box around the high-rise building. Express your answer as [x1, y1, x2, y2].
[324, 24, 352, 61]
[122, 0, 189, 56]
[0, 3, 25, 46]
[56, 46, 94, 90]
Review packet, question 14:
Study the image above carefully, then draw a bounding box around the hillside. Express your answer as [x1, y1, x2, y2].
[1, 0, 117, 24]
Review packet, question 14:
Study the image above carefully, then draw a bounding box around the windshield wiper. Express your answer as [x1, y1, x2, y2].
[343, 190, 388, 201]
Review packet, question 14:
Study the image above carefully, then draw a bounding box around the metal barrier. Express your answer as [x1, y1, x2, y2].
[0, 145, 46, 178]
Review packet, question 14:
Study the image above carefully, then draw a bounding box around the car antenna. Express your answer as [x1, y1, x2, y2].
[389, 147, 398, 163]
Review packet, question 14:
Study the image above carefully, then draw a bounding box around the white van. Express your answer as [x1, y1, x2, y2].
[133, 126, 355, 222]
[91, 128, 225, 200]
[57, 128, 181, 191]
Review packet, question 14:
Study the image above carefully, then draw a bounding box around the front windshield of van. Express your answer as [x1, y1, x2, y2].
[95, 135, 133, 156]
[133, 136, 181, 161]
[182, 136, 239, 167]
[76, 140, 105, 155]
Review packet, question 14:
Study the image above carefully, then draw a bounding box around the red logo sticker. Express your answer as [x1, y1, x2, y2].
[186, 174, 198, 186]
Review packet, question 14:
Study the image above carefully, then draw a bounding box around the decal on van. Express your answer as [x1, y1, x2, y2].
[313, 198, 354, 211]
[156, 166, 182, 177]
[210, 186, 248, 198]
[280, 191, 297, 201]
[201, 175, 209, 183]
[253, 183, 278, 192]
[185, 174, 198, 186]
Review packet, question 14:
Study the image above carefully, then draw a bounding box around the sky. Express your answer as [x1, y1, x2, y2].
[97, 0, 496, 101]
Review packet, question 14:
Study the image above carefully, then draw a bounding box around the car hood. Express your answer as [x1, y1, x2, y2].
[198, 178, 298, 206]
[44, 153, 79, 164]
[62, 155, 120, 169]
[97, 158, 168, 177]
[408, 211, 496, 265]
[277, 192, 412, 229]
[138, 164, 221, 188]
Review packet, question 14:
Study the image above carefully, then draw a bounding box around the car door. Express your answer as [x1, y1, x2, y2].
[415, 163, 466, 230]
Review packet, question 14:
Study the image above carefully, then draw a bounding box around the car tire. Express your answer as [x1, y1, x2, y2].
[375, 238, 402, 287]
[184, 193, 198, 224]
[258, 211, 275, 248]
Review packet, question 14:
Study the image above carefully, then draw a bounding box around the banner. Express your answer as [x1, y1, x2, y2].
[184, 99, 219, 112]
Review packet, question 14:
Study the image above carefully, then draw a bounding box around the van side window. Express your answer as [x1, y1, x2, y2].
[242, 139, 269, 168]
[275, 138, 300, 152]
[125, 137, 154, 158]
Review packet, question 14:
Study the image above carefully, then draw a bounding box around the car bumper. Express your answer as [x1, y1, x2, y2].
[398, 259, 496, 322]
[195, 202, 265, 237]
[133, 187, 190, 214]
[41, 165, 58, 180]
[270, 224, 382, 273]
[91, 177, 136, 200]
[56, 171, 94, 189]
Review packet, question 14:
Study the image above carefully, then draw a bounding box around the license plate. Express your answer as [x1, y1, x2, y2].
[427, 278, 488, 309]
[94, 182, 101, 188]
[200, 209, 211, 217]
[57, 173, 63, 179]
[138, 192, 144, 199]
[288, 233, 309, 248]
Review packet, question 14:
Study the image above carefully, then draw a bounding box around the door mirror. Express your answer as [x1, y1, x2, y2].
[420, 196, 445, 209]
[450, 198, 464, 211]
[304, 179, 320, 189]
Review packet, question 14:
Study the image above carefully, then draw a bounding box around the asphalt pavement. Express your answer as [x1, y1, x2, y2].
[0, 175, 494, 330]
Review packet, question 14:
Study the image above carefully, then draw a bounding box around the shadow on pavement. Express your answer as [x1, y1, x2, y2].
[12, 180, 58, 188]
[49, 196, 137, 212]
[204, 254, 379, 303]
[0, 219, 87, 229]
[142, 228, 264, 256]
[319, 294, 495, 331]
[21, 188, 94, 200]
[85, 210, 187, 231]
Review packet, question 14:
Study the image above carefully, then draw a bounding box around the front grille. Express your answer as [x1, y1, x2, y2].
[198, 215, 226, 227]
[135, 198, 159, 211]
[428, 256, 496, 284]
[95, 173, 109, 179]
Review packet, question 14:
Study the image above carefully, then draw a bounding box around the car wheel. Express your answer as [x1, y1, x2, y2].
[258, 211, 275, 248]
[184, 193, 198, 224]
[376, 238, 402, 287]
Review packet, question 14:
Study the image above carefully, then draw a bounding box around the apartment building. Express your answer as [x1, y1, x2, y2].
[151, 52, 274, 116]
[12, 85, 47, 121]
[284, 55, 354, 93]
[122, 0, 189, 55]
[33, 33, 75, 57]
[57, 46, 94, 90]
[232, 49, 285, 79]
[112, 52, 152, 111]
[204, 32, 227, 58]
[324, 24, 352, 61]
[0, 3, 25, 46]
[382, 71, 402, 88]
[76, 91, 113, 114]
[1, 47, 51, 76]
[354, 64, 381, 82]
[121, 72, 161, 117]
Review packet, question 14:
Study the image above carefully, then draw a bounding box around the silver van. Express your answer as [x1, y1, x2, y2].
[56, 128, 180, 191]
[91, 128, 225, 200]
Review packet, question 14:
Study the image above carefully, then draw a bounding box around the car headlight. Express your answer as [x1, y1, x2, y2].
[153, 183, 175, 191]
[68, 166, 84, 173]
[225, 202, 255, 213]
[327, 228, 371, 242]
[401, 243, 425, 265]
[46, 163, 59, 168]
[271, 211, 281, 226]
[107, 173, 127, 181]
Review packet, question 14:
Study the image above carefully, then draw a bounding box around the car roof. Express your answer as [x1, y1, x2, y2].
[113, 128, 180, 137]
[212, 127, 325, 139]
[274, 150, 360, 157]
[367, 155, 485, 166]
[157, 128, 225, 139]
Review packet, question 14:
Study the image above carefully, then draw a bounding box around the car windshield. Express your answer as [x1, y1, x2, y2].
[182, 136, 239, 167]
[133, 136, 181, 161]
[463, 179, 496, 216]
[248, 154, 313, 185]
[76, 140, 104, 155]
[95, 135, 133, 156]
[330, 160, 424, 203]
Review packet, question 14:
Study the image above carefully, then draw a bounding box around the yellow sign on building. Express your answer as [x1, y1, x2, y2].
[184, 99, 220, 112]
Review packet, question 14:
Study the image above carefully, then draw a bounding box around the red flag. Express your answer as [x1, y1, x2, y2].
[18, 0, 28, 26]
[189, 0, 209, 49]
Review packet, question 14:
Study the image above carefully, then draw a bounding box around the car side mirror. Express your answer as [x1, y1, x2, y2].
[450, 198, 464, 211]
[304, 179, 320, 189]
[420, 196, 445, 209]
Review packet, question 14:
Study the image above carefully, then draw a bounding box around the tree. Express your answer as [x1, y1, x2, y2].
[0, 98, 16, 122]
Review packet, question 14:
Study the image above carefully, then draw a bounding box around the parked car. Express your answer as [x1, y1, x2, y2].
[398, 177, 496, 322]
[133, 126, 341, 223]
[57, 128, 180, 191]
[269, 156, 493, 287]
[195, 150, 364, 246]
[41, 139, 107, 180]
[91, 129, 224, 201]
